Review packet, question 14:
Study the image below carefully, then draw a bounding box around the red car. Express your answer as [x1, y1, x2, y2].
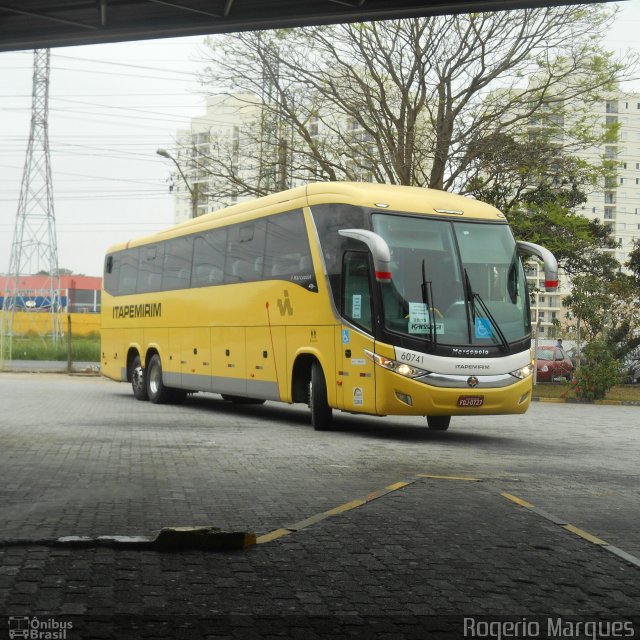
[535, 346, 574, 382]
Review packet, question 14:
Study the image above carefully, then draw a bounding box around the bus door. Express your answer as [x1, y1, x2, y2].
[339, 251, 376, 413]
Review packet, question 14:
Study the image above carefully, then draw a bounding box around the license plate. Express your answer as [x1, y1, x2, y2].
[457, 395, 484, 407]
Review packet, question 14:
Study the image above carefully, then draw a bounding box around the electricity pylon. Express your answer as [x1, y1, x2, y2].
[1, 48, 62, 363]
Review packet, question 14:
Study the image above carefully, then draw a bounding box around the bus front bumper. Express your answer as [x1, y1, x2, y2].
[375, 371, 533, 417]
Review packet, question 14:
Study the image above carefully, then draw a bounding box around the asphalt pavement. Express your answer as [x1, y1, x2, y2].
[0, 373, 638, 639]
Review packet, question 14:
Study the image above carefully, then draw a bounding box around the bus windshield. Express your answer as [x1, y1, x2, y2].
[371, 214, 530, 347]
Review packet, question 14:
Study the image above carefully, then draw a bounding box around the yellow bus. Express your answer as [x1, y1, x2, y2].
[101, 182, 557, 431]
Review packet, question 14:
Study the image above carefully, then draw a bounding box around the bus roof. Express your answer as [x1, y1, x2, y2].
[106, 182, 505, 254]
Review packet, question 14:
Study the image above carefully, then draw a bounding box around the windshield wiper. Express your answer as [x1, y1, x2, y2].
[463, 268, 511, 354]
[421, 259, 437, 346]
[463, 268, 475, 322]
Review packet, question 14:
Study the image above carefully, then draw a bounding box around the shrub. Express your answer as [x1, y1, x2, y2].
[563, 340, 619, 401]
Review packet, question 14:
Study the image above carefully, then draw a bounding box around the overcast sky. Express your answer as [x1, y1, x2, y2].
[1, 1, 639, 278]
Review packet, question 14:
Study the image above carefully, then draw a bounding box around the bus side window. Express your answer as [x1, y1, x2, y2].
[162, 236, 193, 291]
[117, 248, 139, 296]
[137, 244, 164, 293]
[192, 230, 226, 287]
[104, 254, 120, 295]
[224, 220, 266, 284]
[342, 251, 373, 332]
[264, 210, 316, 289]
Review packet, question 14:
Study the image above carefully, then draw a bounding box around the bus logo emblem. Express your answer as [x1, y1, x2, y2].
[467, 376, 479, 388]
[277, 290, 293, 316]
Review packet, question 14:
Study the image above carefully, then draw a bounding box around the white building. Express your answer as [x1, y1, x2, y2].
[523, 91, 640, 337]
[167, 91, 415, 224]
[578, 94, 640, 267]
[171, 93, 263, 224]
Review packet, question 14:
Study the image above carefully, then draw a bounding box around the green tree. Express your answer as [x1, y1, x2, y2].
[563, 272, 640, 362]
[563, 275, 615, 343]
[626, 240, 640, 288]
[466, 133, 619, 278]
[196, 5, 634, 198]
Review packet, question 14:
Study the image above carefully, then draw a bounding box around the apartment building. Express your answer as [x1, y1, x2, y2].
[523, 92, 640, 337]
[579, 94, 640, 268]
[171, 94, 263, 223]
[168, 92, 398, 224]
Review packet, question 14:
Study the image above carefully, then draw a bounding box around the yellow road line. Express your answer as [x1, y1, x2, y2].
[418, 474, 481, 482]
[256, 479, 416, 545]
[324, 499, 367, 516]
[501, 492, 535, 509]
[255, 479, 638, 570]
[562, 524, 608, 546]
[383, 481, 411, 491]
[286, 512, 332, 531]
[257, 480, 629, 566]
[501, 493, 615, 549]
[255, 528, 292, 544]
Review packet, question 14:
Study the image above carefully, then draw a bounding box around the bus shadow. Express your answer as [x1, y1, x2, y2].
[178, 394, 512, 445]
[329, 415, 514, 445]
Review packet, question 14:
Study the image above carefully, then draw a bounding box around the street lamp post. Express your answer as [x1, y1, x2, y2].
[156, 148, 198, 219]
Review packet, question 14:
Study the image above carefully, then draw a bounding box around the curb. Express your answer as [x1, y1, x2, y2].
[532, 397, 640, 407]
[0, 527, 256, 552]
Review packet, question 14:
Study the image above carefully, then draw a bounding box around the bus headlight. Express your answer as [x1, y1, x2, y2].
[364, 350, 430, 379]
[510, 364, 533, 379]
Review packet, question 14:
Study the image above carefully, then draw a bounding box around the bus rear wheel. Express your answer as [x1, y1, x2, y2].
[426, 415, 451, 431]
[309, 361, 332, 431]
[146, 354, 187, 404]
[131, 354, 148, 401]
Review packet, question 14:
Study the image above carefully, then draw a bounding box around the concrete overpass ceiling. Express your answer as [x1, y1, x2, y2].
[0, 0, 614, 53]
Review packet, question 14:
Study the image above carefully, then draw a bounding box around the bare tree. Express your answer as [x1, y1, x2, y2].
[193, 5, 633, 199]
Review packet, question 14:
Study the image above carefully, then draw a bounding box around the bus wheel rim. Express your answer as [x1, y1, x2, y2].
[133, 365, 144, 391]
[149, 365, 160, 395]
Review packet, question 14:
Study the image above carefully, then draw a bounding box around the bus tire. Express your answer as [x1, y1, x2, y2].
[146, 354, 173, 404]
[131, 354, 148, 401]
[309, 361, 332, 430]
[426, 415, 451, 431]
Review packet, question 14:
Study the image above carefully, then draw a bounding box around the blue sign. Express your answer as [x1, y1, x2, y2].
[342, 329, 350, 344]
[475, 318, 493, 339]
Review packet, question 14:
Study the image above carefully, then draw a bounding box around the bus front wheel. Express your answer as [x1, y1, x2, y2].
[426, 415, 451, 431]
[146, 354, 187, 405]
[131, 354, 148, 401]
[309, 361, 332, 431]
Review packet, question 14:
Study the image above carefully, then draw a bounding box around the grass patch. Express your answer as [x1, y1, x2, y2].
[533, 382, 640, 402]
[9, 335, 100, 361]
